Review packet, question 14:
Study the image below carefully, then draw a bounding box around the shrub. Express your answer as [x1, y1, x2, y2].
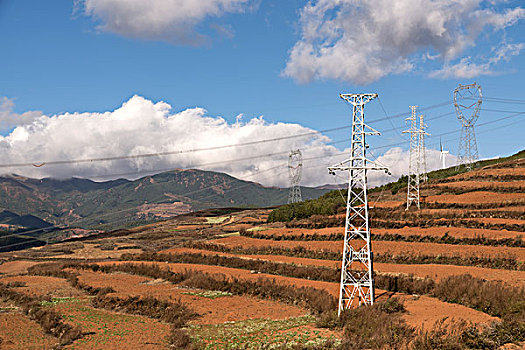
[339, 300, 413, 350]
[167, 327, 193, 349]
[432, 274, 525, 318]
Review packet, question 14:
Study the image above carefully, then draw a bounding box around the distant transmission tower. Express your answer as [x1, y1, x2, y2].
[419, 114, 429, 182]
[328, 93, 389, 315]
[288, 149, 303, 204]
[403, 106, 421, 210]
[454, 83, 482, 170]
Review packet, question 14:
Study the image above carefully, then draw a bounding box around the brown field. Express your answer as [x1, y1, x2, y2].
[426, 191, 525, 204]
[74, 269, 308, 324]
[0, 308, 57, 349]
[370, 201, 404, 208]
[464, 217, 525, 225]
[93, 261, 497, 329]
[1, 158, 524, 348]
[0, 275, 84, 298]
[56, 297, 172, 350]
[0, 260, 41, 275]
[210, 235, 525, 261]
[163, 247, 525, 288]
[450, 167, 525, 180]
[435, 180, 525, 189]
[254, 226, 524, 240]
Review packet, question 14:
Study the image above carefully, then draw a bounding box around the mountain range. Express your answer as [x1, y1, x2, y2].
[0, 169, 329, 232]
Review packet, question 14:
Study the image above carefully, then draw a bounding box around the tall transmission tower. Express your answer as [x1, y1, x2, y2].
[288, 149, 303, 204]
[328, 93, 389, 315]
[419, 113, 430, 182]
[403, 106, 421, 210]
[454, 82, 482, 170]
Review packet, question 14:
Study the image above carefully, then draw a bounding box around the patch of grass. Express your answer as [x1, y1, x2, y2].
[246, 226, 269, 232]
[182, 290, 233, 299]
[58, 298, 169, 350]
[206, 217, 229, 224]
[0, 305, 18, 312]
[40, 297, 80, 307]
[190, 315, 340, 350]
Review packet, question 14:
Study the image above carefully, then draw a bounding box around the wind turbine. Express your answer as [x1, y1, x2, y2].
[440, 138, 449, 169]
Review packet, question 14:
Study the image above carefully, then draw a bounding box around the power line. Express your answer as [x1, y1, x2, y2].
[377, 96, 408, 141]
[1, 107, 524, 248]
[0, 98, 463, 170]
[0, 158, 344, 251]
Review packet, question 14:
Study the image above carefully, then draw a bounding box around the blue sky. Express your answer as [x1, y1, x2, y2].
[0, 0, 524, 185]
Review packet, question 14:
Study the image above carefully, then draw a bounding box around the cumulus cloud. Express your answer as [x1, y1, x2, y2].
[79, 0, 252, 44]
[0, 97, 42, 132]
[283, 0, 525, 84]
[0, 96, 451, 188]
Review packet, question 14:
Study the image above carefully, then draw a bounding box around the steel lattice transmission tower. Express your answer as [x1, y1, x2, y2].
[328, 93, 389, 314]
[403, 106, 421, 210]
[454, 83, 482, 170]
[288, 149, 303, 204]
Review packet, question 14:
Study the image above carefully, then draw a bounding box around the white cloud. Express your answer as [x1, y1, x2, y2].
[0, 96, 452, 188]
[430, 42, 525, 78]
[0, 97, 42, 131]
[366, 147, 457, 188]
[79, 0, 252, 45]
[284, 0, 525, 84]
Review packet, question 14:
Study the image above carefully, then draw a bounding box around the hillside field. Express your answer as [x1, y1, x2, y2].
[0, 153, 524, 349]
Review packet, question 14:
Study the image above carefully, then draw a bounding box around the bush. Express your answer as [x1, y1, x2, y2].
[167, 327, 193, 349]
[268, 190, 349, 222]
[339, 300, 413, 350]
[432, 274, 525, 318]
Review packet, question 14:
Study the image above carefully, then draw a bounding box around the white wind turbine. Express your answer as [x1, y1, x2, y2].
[440, 138, 449, 169]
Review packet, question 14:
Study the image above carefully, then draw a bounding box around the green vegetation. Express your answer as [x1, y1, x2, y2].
[269, 149, 525, 223]
[268, 190, 347, 222]
[190, 315, 339, 350]
[182, 290, 233, 299]
[372, 148, 525, 194]
[40, 297, 80, 307]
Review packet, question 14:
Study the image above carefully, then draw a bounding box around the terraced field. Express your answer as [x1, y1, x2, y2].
[0, 155, 524, 349]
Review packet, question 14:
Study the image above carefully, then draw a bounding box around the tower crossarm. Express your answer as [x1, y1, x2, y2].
[328, 158, 389, 173]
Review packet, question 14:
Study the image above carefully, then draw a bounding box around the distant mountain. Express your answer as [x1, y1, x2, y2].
[0, 210, 55, 253]
[314, 183, 347, 190]
[0, 170, 330, 231]
[0, 210, 52, 229]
